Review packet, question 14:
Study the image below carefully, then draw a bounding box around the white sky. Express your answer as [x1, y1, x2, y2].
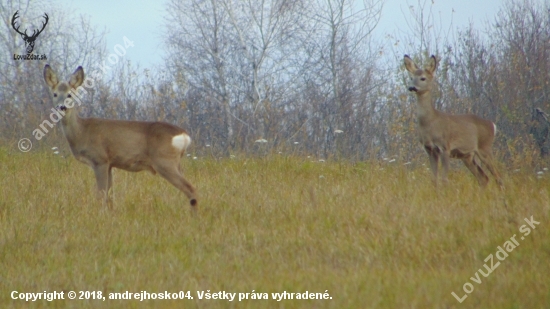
[378, 0, 500, 32]
[64, 0, 167, 68]
[59, 0, 503, 69]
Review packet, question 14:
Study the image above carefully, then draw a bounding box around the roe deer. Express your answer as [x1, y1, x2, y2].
[43, 65, 197, 206]
[404, 55, 503, 188]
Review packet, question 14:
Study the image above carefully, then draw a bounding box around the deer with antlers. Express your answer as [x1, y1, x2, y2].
[404, 55, 503, 188]
[43, 65, 198, 207]
[11, 11, 48, 55]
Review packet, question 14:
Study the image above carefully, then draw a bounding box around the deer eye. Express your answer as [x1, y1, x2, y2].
[67, 94, 72, 98]
[421, 78, 426, 81]
[53, 93, 57, 97]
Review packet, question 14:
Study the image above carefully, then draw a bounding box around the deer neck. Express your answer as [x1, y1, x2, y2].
[415, 91, 437, 120]
[60, 107, 84, 141]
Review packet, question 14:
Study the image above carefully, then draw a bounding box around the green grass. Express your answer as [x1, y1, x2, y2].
[0, 147, 549, 308]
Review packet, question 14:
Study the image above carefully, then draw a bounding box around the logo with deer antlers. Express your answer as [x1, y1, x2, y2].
[11, 11, 48, 55]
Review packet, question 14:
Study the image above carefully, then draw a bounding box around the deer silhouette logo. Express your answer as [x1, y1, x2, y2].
[11, 11, 48, 55]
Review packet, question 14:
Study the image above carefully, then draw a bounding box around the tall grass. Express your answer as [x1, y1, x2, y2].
[0, 147, 549, 308]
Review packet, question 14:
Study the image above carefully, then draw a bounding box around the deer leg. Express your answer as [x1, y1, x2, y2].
[93, 163, 112, 206]
[440, 150, 451, 184]
[425, 146, 439, 185]
[461, 154, 489, 187]
[476, 150, 504, 189]
[107, 166, 114, 200]
[154, 163, 197, 207]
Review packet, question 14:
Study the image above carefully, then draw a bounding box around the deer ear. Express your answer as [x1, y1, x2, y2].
[404, 55, 418, 73]
[43, 65, 58, 88]
[69, 66, 84, 89]
[426, 55, 438, 74]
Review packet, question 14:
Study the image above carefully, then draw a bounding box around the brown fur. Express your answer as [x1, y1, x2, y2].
[404, 55, 503, 188]
[43, 65, 197, 207]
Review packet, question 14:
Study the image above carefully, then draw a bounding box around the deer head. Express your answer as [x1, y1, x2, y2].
[405, 55, 437, 95]
[11, 11, 49, 55]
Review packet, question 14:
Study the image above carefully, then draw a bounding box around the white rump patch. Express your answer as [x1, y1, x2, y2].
[172, 133, 192, 151]
[493, 122, 497, 135]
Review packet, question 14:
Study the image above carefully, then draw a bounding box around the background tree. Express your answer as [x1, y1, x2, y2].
[0, 0, 106, 148]
[2, 0, 550, 169]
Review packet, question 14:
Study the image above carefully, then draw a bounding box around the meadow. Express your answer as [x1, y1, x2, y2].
[0, 146, 549, 308]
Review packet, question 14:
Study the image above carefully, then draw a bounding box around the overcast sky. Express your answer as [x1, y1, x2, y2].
[61, 0, 504, 69]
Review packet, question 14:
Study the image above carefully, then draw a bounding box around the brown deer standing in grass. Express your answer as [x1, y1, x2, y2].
[404, 55, 503, 188]
[43, 65, 197, 207]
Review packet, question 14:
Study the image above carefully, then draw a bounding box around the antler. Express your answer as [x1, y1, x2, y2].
[11, 11, 27, 37]
[10, 11, 49, 39]
[31, 13, 49, 38]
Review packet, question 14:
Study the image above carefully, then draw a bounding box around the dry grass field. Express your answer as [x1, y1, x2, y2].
[0, 146, 549, 308]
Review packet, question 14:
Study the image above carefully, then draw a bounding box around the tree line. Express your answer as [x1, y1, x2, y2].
[1, 0, 548, 167]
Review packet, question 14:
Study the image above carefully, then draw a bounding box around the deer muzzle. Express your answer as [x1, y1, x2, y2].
[55, 104, 67, 111]
[408, 86, 418, 92]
